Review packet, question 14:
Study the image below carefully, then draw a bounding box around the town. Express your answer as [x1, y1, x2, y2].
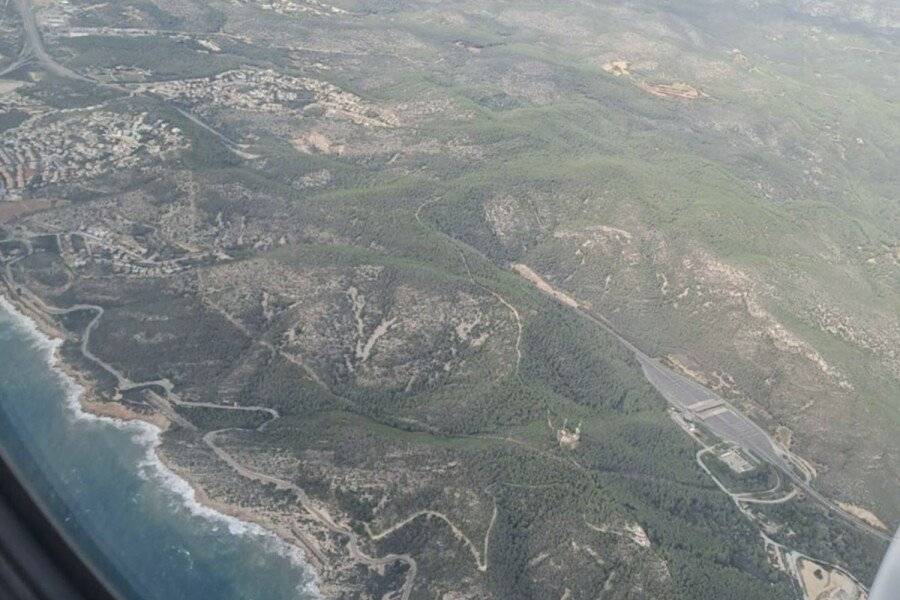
[0, 110, 186, 196]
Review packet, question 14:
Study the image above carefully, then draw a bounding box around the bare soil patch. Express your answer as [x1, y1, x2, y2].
[0, 199, 55, 223]
[640, 81, 704, 99]
[837, 502, 887, 531]
[796, 557, 867, 600]
[602, 60, 631, 76]
[512, 263, 579, 308]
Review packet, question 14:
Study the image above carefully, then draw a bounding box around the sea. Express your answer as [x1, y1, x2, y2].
[0, 297, 319, 600]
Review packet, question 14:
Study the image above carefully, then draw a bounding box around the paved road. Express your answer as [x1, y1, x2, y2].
[513, 267, 892, 543]
[8, 0, 91, 81]
[634, 351, 793, 474]
[570, 303, 792, 472]
[576, 304, 891, 542]
[1, 241, 421, 600]
[4, 0, 250, 157]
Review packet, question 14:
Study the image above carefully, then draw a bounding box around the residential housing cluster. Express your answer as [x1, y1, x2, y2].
[136, 69, 398, 127]
[0, 111, 187, 196]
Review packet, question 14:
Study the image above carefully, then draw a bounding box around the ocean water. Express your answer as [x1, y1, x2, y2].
[0, 298, 319, 600]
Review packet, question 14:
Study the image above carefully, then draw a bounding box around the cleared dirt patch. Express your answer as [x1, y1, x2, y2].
[837, 502, 887, 531]
[0, 199, 55, 223]
[796, 557, 867, 600]
[512, 263, 579, 308]
[602, 60, 630, 76]
[640, 81, 704, 99]
[292, 131, 344, 155]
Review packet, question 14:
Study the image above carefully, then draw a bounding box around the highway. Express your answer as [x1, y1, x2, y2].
[6, 0, 91, 81]
[516, 265, 892, 543]
[577, 304, 891, 542]
[635, 350, 793, 473]
[574, 303, 796, 473]
[2, 0, 251, 156]
[590, 307, 889, 541]
[3, 0, 889, 547]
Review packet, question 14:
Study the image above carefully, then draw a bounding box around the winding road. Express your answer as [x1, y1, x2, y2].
[0, 232, 514, 599]
[513, 263, 892, 544]
[2, 1, 889, 585]
[0, 284, 419, 599]
[698, 445, 871, 597]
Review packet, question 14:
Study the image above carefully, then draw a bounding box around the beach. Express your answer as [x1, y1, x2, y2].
[0, 295, 320, 600]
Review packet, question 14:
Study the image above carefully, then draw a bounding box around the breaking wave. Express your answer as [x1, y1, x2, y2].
[0, 296, 320, 597]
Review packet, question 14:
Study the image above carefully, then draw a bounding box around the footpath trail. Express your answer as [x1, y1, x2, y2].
[413, 199, 524, 376]
[1, 237, 512, 599]
[1, 294, 420, 599]
[365, 503, 498, 573]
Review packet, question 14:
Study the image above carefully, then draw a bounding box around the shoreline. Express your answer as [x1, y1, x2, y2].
[0, 291, 322, 597]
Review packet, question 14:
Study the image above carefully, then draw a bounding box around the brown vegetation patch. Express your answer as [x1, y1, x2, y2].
[602, 60, 631, 76]
[0, 199, 56, 223]
[640, 81, 704, 99]
[837, 502, 888, 531]
[292, 131, 344, 155]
